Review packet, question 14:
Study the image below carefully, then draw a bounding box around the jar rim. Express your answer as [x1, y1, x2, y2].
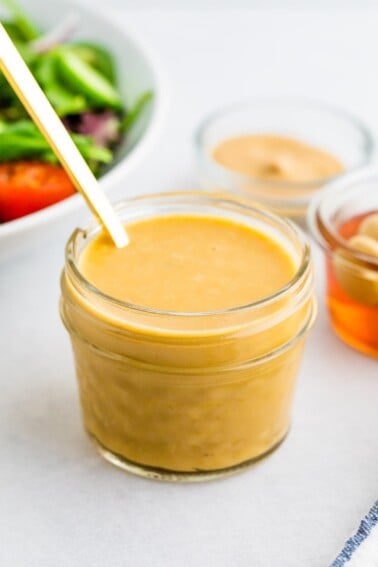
[195, 96, 374, 196]
[307, 164, 378, 267]
[65, 191, 313, 318]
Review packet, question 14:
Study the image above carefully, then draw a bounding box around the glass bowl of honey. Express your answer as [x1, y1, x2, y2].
[308, 166, 378, 357]
[195, 98, 374, 223]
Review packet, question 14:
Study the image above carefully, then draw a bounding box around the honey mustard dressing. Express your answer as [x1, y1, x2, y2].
[61, 195, 316, 479]
[80, 215, 296, 312]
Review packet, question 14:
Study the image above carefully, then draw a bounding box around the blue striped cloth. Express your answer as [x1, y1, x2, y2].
[330, 501, 378, 566]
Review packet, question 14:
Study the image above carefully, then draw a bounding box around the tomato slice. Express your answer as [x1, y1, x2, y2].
[0, 162, 76, 222]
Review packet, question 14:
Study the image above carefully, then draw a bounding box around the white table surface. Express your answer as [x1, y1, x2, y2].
[1, 8, 378, 567]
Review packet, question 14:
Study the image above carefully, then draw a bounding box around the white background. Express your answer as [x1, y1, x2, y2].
[96, 1, 378, 7]
[1, 6, 378, 567]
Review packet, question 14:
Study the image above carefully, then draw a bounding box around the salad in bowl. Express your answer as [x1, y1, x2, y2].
[0, 0, 165, 260]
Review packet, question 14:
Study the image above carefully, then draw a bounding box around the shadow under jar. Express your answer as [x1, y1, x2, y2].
[195, 98, 373, 224]
[61, 193, 316, 481]
[308, 167, 378, 358]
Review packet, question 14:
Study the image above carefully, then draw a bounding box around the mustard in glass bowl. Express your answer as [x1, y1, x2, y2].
[195, 98, 373, 224]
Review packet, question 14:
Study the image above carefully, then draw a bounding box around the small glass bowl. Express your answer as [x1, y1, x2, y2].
[308, 166, 378, 358]
[195, 97, 374, 223]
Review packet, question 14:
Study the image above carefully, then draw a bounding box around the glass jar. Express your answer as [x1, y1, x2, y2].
[308, 166, 378, 357]
[61, 193, 316, 481]
[195, 97, 373, 223]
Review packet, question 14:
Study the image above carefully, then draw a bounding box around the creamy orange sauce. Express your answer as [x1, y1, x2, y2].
[80, 215, 295, 312]
[212, 134, 344, 182]
[62, 213, 314, 475]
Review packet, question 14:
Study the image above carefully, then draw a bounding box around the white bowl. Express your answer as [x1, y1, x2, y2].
[0, 0, 167, 262]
